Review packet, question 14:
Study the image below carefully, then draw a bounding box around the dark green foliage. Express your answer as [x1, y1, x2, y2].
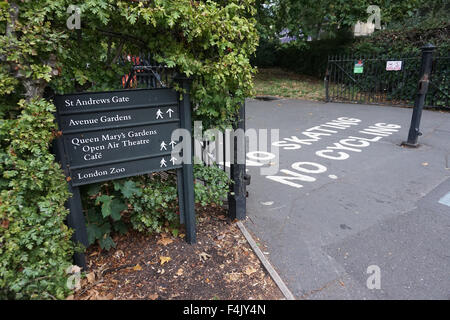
[352, 21, 450, 57]
[1, 0, 257, 299]
[0, 99, 73, 300]
[254, 3, 450, 78]
[82, 164, 231, 249]
[193, 164, 230, 207]
[255, 0, 426, 44]
[253, 35, 353, 77]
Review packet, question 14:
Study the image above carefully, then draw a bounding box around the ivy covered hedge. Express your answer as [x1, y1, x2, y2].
[253, 12, 449, 78]
[0, 99, 74, 299]
[352, 22, 449, 57]
[252, 32, 353, 77]
[0, 0, 257, 299]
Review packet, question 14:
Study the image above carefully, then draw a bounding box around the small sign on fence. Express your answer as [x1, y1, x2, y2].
[354, 60, 364, 74]
[386, 61, 402, 71]
[53, 82, 196, 269]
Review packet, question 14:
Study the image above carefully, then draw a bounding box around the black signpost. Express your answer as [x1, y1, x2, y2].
[53, 79, 196, 269]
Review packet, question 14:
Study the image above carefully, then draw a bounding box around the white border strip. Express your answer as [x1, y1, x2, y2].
[236, 221, 296, 300]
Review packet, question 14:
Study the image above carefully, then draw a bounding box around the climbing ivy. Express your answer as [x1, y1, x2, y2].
[0, 98, 74, 300]
[0, 0, 257, 299]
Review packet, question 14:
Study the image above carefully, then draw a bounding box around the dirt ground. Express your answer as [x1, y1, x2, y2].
[71, 205, 283, 300]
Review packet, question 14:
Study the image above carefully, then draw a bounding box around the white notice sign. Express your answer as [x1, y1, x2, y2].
[386, 61, 402, 71]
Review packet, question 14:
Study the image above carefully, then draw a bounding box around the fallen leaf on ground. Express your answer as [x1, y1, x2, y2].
[160, 256, 171, 265]
[226, 272, 241, 282]
[86, 272, 95, 284]
[85, 289, 99, 300]
[216, 234, 225, 241]
[176, 268, 184, 276]
[244, 266, 257, 276]
[133, 264, 143, 271]
[199, 252, 212, 262]
[157, 237, 173, 246]
[97, 293, 114, 300]
[148, 293, 158, 300]
[113, 250, 124, 259]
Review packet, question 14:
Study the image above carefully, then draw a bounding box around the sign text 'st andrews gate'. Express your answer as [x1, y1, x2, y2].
[53, 80, 195, 269]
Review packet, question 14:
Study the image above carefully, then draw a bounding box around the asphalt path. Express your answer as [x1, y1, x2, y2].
[244, 99, 450, 299]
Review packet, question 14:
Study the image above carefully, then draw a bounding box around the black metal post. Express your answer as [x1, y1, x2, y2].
[402, 43, 435, 147]
[176, 168, 185, 225]
[176, 76, 196, 243]
[324, 67, 330, 102]
[66, 185, 88, 269]
[53, 137, 88, 270]
[228, 102, 246, 221]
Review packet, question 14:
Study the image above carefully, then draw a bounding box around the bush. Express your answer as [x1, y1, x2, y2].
[278, 37, 353, 77]
[351, 22, 450, 56]
[253, 34, 353, 78]
[0, 99, 73, 300]
[253, 14, 449, 78]
[251, 38, 281, 68]
[81, 164, 231, 250]
[1, 0, 257, 299]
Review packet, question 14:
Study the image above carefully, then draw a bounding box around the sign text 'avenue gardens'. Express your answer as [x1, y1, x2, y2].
[54, 88, 182, 186]
[54, 85, 197, 268]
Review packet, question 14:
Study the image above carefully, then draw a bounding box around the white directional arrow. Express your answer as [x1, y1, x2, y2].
[160, 141, 167, 151]
[170, 157, 177, 165]
[160, 158, 167, 167]
[156, 109, 164, 119]
[169, 140, 177, 149]
[166, 108, 174, 118]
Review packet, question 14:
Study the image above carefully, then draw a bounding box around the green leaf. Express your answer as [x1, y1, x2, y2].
[86, 183, 102, 196]
[119, 180, 142, 198]
[113, 220, 128, 235]
[86, 224, 102, 245]
[96, 195, 113, 218]
[99, 236, 116, 250]
[110, 199, 127, 221]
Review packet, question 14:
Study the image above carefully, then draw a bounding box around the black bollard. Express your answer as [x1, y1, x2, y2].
[228, 102, 247, 221]
[402, 43, 436, 147]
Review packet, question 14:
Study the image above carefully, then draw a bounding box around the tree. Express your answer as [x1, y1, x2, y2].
[0, 0, 258, 299]
[255, 0, 425, 42]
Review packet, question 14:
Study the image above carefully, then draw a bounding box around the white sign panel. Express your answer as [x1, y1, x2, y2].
[386, 61, 402, 71]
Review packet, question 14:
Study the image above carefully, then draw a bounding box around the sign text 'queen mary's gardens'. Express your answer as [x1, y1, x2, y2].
[54, 88, 183, 186]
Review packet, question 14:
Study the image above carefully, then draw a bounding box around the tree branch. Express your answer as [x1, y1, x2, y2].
[108, 40, 125, 67]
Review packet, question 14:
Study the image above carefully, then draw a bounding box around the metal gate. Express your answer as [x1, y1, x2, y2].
[324, 48, 449, 109]
[121, 54, 248, 220]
